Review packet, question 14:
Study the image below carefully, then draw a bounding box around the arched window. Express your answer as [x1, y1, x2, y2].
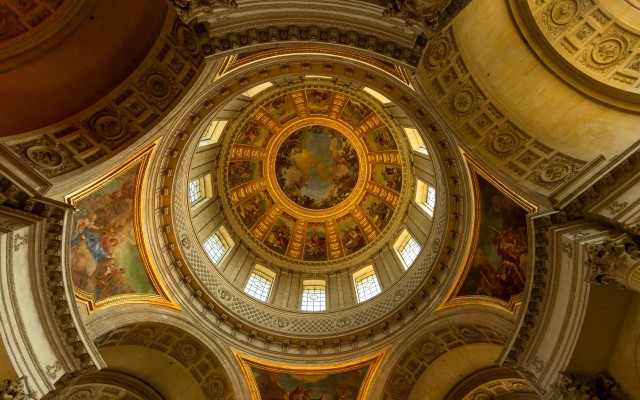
[353, 265, 382, 302]
[395, 230, 421, 269]
[301, 280, 326, 312]
[203, 228, 231, 265]
[244, 265, 275, 302]
[416, 179, 436, 217]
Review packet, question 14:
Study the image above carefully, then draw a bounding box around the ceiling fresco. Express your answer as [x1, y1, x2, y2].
[66, 145, 175, 311]
[445, 157, 536, 311]
[223, 85, 407, 263]
[235, 351, 384, 400]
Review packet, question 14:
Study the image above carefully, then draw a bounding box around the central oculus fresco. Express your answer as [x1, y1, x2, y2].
[224, 87, 405, 262]
[276, 125, 359, 210]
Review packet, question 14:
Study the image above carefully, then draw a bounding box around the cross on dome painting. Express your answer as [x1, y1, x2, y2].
[224, 88, 407, 262]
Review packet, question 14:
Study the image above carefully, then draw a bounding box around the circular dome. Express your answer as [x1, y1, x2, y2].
[220, 83, 409, 267]
[154, 62, 467, 352]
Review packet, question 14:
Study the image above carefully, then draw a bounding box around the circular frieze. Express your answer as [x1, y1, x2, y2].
[472, 392, 491, 400]
[69, 389, 92, 400]
[539, 163, 570, 183]
[511, 382, 533, 392]
[551, 0, 579, 25]
[222, 86, 407, 264]
[25, 146, 63, 168]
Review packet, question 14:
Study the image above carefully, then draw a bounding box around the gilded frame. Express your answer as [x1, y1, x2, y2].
[234, 350, 386, 400]
[65, 144, 177, 312]
[441, 153, 537, 313]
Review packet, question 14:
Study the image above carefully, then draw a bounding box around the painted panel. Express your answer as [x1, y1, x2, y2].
[363, 127, 397, 152]
[275, 125, 359, 210]
[265, 94, 297, 124]
[66, 147, 173, 310]
[337, 215, 366, 256]
[237, 120, 273, 147]
[235, 352, 385, 400]
[228, 160, 262, 188]
[371, 165, 402, 193]
[263, 213, 295, 255]
[304, 222, 327, 261]
[457, 174, 529, 303]
[306, 89, 332, 114]
[339, 98, 372, 127]
[237, 191, 273, 229]
[360, 193, 392, 231]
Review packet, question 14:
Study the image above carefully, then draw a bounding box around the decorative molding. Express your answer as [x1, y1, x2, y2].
[563, 149, 640, 221]
[2, 14, 204, 180]
[382, 323, 508, 399]
[510, 0, 640, 111]
[0, 169, 103, 398]
[0, 379, 35, 400]
[418, 25, 589, 194]
[382, 0, 472, 39]
[168, 0, 237, 24]
[501, 210, 568, 394]
[550, 372, 629, 399]
[586, 234, 640, 289]
[194, 19, 427, 68]
[94, 323, 234, 400]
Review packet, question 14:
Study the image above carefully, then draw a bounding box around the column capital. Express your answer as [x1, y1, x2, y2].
[586, 235, 640, 288]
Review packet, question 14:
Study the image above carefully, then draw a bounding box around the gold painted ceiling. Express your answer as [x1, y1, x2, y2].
[221, 82, 409, 264]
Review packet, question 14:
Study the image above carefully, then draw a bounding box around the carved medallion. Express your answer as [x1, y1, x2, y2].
[426, 37, 451, 67]
[390, 374, 410, 395]
[174, 340, 201, 362]
[539, 163, 570, 182]
[452, 89, 475, 113]
[177, 25, 199, 54]
[218, 288, 231, 302]
[94, 115, 126, 140]
[68, 389, 92, 400]
[592, 37, 626, 65]
[145, 74, 171, 98]
[273, 316, 290, 329]
[203, 378, 225, 400]
[551, 0, 579, 25]
[25, 146, 63, 168]
[491, 132, 519, 154]
[419, 340, 438, 357]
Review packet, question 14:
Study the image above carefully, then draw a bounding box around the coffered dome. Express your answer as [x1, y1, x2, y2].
[218, 82, 412, 269]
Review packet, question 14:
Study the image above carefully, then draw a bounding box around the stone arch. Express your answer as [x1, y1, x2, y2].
[82, 304, 246, 399]
[378, 305, 515, 399]
[87, 321, 236, 400]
